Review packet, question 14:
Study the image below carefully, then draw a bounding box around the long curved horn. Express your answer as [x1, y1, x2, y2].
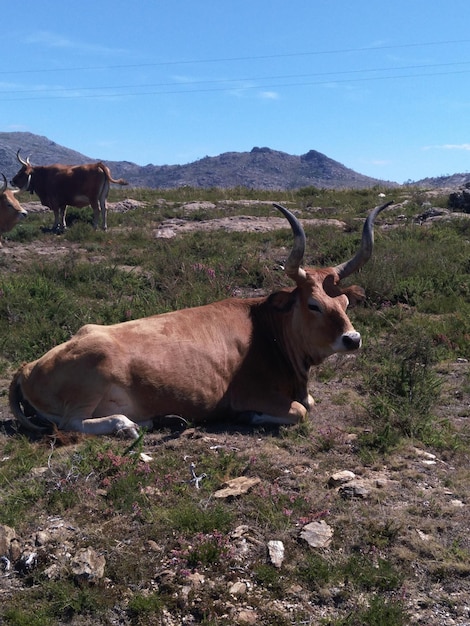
[273, 203, 307, 282]
[16, 149, 30, 166]
[334, 201, 393, 280]
[0, 174, 7, 194]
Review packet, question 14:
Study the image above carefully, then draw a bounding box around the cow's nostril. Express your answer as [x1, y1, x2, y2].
[342, 332, 361, 351]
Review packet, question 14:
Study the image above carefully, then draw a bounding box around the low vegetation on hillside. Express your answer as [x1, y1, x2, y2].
[0, 186, 469, 625]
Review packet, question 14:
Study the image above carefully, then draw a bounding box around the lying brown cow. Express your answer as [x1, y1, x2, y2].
[0, 174, 27, 244]
[9, 201, 392, 438]
[11, 150, 128, 232]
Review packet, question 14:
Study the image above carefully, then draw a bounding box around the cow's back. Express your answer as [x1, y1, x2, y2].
[16, 299, 259, 422]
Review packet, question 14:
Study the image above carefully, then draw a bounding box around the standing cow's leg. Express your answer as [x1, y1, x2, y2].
[59, 205, 67, 231]
[50, 203, 60, 232]
[90, 201, 101, 230]
[98, 180, 110, 230]
[52, 204, 67, 232]
[100, 200, 108, 231]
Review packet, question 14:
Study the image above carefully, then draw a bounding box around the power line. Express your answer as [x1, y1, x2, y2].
[3, 66, 470, 102]
[4, 59, 470, 96]
[2, 37, 470, 76]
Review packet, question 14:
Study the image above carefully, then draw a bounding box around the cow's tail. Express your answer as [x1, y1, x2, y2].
[97, 162, 128, 186]
[9, 366, 49, 434]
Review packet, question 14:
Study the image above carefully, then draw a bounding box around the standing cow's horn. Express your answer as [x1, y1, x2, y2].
[273, 203, 307, 282]
[334, 201, 393, 280]
[16, 149, 30, 166]
[0, 174, 7, 193]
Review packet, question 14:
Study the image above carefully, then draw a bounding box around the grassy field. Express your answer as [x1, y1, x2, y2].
[0, 185, 469, 625]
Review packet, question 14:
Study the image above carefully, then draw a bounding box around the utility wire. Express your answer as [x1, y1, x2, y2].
[2, 37, 470, 75]
[4, 59, 470, 96]
[2, 66, 470, 102]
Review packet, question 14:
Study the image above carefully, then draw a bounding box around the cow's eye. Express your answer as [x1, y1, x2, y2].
[308, 302, 322, 313]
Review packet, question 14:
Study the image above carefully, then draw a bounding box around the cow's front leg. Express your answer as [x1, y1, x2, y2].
[69, 415, 153, 439]
[52, 205, 67, 232]
[241, 399, 310, 426]
[51, 207, 60, 232]
[305, 393, 315, 411]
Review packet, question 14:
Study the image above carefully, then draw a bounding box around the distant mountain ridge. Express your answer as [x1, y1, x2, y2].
[1, 131, 464, 190]
[0, 132, 392, 190]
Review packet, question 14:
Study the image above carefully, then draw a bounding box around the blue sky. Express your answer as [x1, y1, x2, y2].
[2, 0, 470, 183]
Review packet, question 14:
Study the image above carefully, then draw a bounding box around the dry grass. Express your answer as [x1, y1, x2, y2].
[0, 187, 469, 625]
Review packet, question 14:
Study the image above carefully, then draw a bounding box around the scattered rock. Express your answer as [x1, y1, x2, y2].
[70, 547, 106, 581]
[413, 447, 437, 461]
[229, 581, 247, 595]
[267, 540, 285, 568]
[147, 540, 160, 551]
[35, 530, 50, 547]
[30, 466, 49, 477]
[416, 529, 432, 542]
[154, 216, 346, 239]
[415, 207, 449, 223]
[43, 563, 62, 580]
[338, 480, 370, 499]
[236, 608, 258, 625]
[108, 199, 148, 213]
[213, 476, 261, 499]
[448, 188, 470, 212]
[186, 571, 205, 588]
[180, 201, 216, 212]
[0, 524, 17, 560]
[231, 525, 250, 539]
[328, 470, 356, 488]
[300, 521, 333, 548]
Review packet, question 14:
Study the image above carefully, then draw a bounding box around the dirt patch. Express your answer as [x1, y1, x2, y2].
[154, 215, 346, 238]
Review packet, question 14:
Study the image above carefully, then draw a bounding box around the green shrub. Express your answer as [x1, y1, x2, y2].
[127, 592, 165, 624]
[169, 502, 233, 534]
[325, 595, 407, 626]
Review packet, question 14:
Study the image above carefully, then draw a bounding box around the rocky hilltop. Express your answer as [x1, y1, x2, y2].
[1, 132, 395, 190]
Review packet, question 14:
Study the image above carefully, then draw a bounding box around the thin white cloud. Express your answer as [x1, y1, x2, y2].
[24, 30, 128, 57]
[423, 143, 470, 151]
[441, 143, 470, 151]
[25, 31, 73, 48]
[259, 91, 279, 100]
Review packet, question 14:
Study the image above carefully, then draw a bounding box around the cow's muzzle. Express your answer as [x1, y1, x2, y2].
[339, 331, 361, 352]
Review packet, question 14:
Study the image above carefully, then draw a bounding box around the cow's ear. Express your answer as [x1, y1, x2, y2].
[342, 285, 366, 308]
[268, 289, 296, 312]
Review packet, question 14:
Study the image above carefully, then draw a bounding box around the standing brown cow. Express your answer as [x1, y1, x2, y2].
[0, 174, 27, 245]
[11, 150, 128, 232]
